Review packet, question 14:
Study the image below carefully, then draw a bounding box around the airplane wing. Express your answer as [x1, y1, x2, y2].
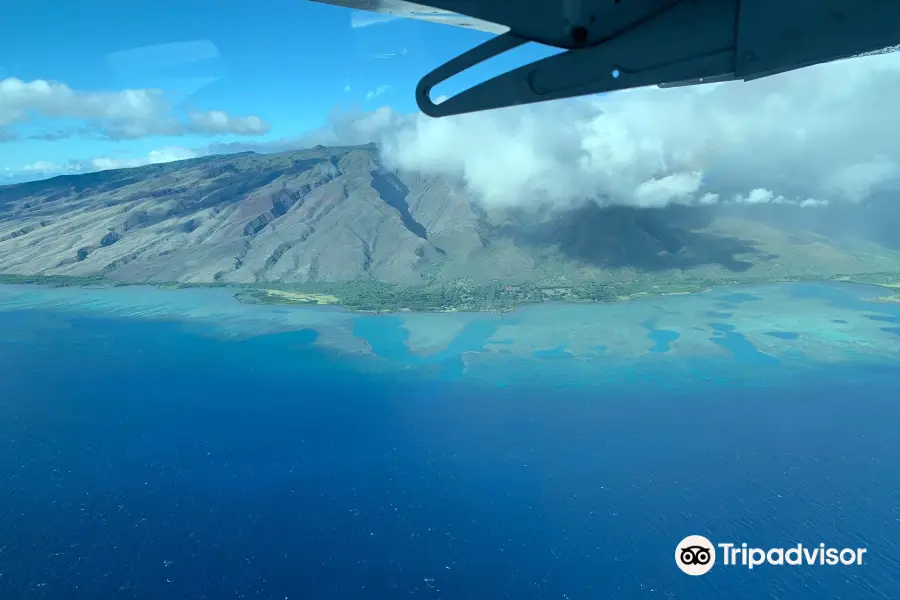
[309, 0, 509, 34]
[312, 0, 900, 118]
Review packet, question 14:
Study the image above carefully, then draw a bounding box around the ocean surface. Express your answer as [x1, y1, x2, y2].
[1, 281, 900, 599]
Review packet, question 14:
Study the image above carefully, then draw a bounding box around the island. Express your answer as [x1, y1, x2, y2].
[2, 144, 900, 313]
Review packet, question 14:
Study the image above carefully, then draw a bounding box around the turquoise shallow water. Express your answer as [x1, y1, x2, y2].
[1, 280, 899, 371]
[1, 281, 899, 599]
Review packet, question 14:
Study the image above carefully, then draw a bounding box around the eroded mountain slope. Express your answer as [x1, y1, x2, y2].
[2, 144, 900, 287]
[0, 146, 483, 284]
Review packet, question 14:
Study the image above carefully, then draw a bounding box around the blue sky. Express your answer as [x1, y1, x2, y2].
[0, 0, 557, 182]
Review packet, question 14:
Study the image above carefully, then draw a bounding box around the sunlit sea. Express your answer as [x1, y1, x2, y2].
[1, 281, 899, 599]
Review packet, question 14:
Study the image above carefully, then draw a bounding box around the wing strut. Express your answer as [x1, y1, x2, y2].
[416, 0, 738, 117]
[416, 33, 529, 116]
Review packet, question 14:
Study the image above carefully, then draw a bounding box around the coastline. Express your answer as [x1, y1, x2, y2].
[2, 275, 900, 373]
[2, 271, 900, 314]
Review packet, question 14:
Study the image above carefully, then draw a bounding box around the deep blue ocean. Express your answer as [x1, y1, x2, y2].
[2, 295, 900, 599]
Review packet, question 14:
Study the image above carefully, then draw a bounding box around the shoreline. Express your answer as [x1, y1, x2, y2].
[2, 272, 900, 315]
[3, 273, 900, 371]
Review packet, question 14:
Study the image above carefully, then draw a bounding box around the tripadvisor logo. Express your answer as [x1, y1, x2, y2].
[675, 535, 867, 576]
[676, 535, 716, 575]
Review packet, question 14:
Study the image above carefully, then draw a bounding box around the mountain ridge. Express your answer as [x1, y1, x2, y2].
[2, 144, 900, 298]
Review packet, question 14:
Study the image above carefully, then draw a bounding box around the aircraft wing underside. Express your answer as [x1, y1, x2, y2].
[310, 0, 900, 117]
[310, 0, 509, 33]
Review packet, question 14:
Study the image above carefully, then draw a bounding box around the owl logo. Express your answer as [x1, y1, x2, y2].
[675, 535, 716, 575]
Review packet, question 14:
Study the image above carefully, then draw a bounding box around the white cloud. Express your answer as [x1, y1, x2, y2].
[734, 188, 786, 205]
[85, 51, 900, 213]
[204, 106, 407, 155]
[0, 77, 269, 140]
[186, 110, 269, 136]
[87, 146, 199, 170]
[4, 146, 198, 181]
[19, 160, 62, 172]
[633, 172, 703, 208]
[823, 155, 900, 203]
[289, 50, 900, 210]
[365, 85, 391, 102]
[800, 198, 828, 208]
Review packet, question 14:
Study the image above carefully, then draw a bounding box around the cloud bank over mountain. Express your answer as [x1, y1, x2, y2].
[10, 51, 900, 211]
[375, 51, 900, 209]
[257, 50, 894, 210]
